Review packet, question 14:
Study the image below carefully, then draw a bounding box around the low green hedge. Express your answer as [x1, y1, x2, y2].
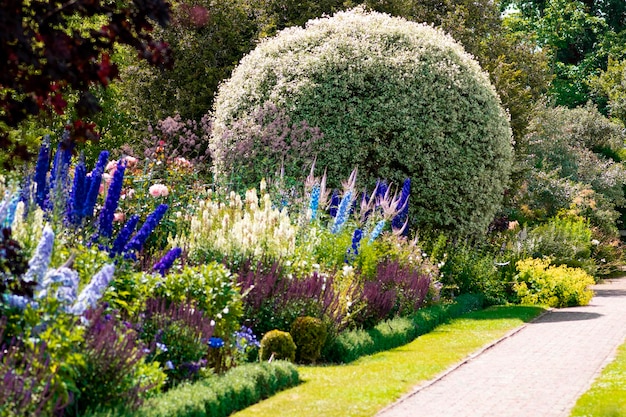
[323, 294, 485, 363]
[87, 361, 299, 417]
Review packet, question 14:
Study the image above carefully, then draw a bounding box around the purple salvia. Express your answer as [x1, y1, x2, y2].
[83, 150, 110, 219]
[152, 247, 182, 276]
[70, 263, 115, 315]
[23, 225, 55, 285]
[110, 214, 140, 257]
[68, 157, 88, 225]
[123, 204, 169, 254]
[34, 136, 51, 209]
[97, 160, 127, 238]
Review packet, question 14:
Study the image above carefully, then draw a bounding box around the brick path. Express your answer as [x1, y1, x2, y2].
[376, 278, 626, 417]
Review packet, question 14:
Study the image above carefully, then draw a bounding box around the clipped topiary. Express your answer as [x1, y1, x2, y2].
[290, 316, 328, 364]
[209, 7, 513, 236]
[259, 330, 297, 362]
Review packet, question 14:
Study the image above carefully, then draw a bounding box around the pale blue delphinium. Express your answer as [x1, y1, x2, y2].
[22, 225, 55, 285]
[331, 190, 352, 234]
[368, 219, 386, 243]
[309, 184, 320, 221]
[36, 267, 80, 310]
[70, 263, 116, 316]
[3, 192, 20, 228]
[2, 294, 33, 310]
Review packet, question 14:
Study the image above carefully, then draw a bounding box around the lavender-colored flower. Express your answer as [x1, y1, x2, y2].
[309, 184, 320, 221]
[70, 263, 116, 315]
[2, 293, 32, 310]
[234, 326, 260, 352]
[34, 136, 51, 209]
[97, 160, 127, 238]
[331, 190, 352, 234]
[208, 337, 224, 348]
[110, 214, 140, 257]
[392, 178, 411, 232]
[37, 267, 80, 308]
[152, 247, 182, 276]
[68, 158, 88, 225]
[23, 225, 55, 284]
[369, 219, 386, 243]
[165, 360, 175, 370]
[123, 204, 169, 254]
[83, 150, 110, 218]
[328, 190, 340, 218]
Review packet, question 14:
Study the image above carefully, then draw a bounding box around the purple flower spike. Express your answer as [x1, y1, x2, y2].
[98, 160, 126, 238]
[34, 136, 51, 209]
[110, 214, 140, 257]
[152, 247, 182, 276]
[123, 204, 169, 254]
[69, 158, 88, 225]
[83, 150, 110, 219]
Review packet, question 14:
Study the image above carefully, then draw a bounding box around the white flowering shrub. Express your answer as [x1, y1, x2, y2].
[210, 7, 513, 236]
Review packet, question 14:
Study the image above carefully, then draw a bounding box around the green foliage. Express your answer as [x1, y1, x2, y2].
[525, 214, 595, 274]
[290, 316, 328, 364]
[514, 258, 595, 307]
[84, 361, 300, 417]
[323, 293, 485, 363]
[259, 330, 297, 362]
[210, 8, 513, 236]
[591, 57, 626, 126]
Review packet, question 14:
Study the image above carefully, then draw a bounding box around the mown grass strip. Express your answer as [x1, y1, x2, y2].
[232, 305, 545, 417]
[570, 341, 626, 417]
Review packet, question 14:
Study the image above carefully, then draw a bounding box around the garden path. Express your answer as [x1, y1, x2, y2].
[376, 277, 626, 417]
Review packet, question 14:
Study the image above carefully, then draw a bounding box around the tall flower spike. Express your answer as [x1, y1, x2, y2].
[152, 247, 182, 276]
[2, 192, 20, 228]
[331, 190, 353, 234]
[97, 160, 127, 238]
[70, 263, 116, 316]
[369, 219, 386, 243]
[123, 204, 169, 254]
[34, 135, 51, 209]
[83, 150, 110, 219]
[23, 225, 55, 284]
[110, 214, 140, 257]
[329, 190, 340, 218]
[68, 156, 87, 225]
[309, 184, 320, 221]
[341, 167, 358, 193]
[392, 178, 411, 232]
[318, 169, 331, 210]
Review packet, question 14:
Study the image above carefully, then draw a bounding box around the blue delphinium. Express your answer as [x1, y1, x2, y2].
[375, 180, 388, 207]
[68, 157, 88, 225]
[110, 214, 140, 257]
[34, 136, 51, 209]
[123, 204, 169, 254]
[369, 219, 386, 243]
[328, 190, 340, 218]
[309, 184, 320, 221]
[49, 139, 73, 195]
[345, 228, 363, 262]
[23, 225, 55, 285]
[208, 337, 225, 349]
[392, 178, 411, 232]
[2, 294, 32, 310]
[83, 150, 110, 219]
[97, 160, 127, 239]
[36, 267, 80, 310]
[3, 192, 20, 228]
[70, 263, 116, 315]
[152, 247, 182, 276]
[331, 190, 352, 234]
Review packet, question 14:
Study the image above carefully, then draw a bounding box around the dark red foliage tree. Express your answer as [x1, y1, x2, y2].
[0, 0, 173, 167]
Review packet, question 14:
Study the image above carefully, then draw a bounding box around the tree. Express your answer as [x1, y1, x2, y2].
[0, 0, 173, 169]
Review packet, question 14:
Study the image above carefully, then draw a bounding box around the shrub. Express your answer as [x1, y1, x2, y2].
[259, 330, 296, 362]
[210, 7, 513, 236]
[514, 258, 595, 308]
[290, 316, 328, 364]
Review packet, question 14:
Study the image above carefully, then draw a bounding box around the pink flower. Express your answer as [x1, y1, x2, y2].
[113, 212, 125, 222]
[105, 160, 118, 172]
[123, 155, 138, 168]
[149, 184, 169, 198]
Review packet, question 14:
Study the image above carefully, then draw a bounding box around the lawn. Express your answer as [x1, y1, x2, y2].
[232, 305, 545, 417]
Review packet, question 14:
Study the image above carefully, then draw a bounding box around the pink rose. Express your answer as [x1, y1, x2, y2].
[113, 212, 125, 222]
[123, 155, 138, 167]
[105, 160, 118, 172]
[149, 184, 169, 198]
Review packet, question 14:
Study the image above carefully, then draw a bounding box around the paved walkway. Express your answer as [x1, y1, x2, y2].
[377, 278, 626, 417]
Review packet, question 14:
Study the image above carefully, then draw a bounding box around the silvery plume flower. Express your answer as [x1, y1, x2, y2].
[23, 225, 55, 284]
[70, 263, 116, 316]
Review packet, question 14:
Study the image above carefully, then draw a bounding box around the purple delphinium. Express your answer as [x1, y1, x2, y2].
[97, 160, 127, 239]
[83, 151, 110, 219]
[70, 263, 116, 316]
[34, 136, 51, 209]
[328, 190, 340, 218]
[345, 228, 363, 262]
[23, 225, 55, 285]
[48, 138, 73, 195]
[123, 204, 168, 254]
[392, 178, 411, 232]
[152, 247, 182, 276]
[110, 214, 140, 257]
[68, 158, 88, 225]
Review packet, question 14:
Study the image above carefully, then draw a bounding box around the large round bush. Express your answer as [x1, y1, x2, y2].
[210, 8, 513, 235]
